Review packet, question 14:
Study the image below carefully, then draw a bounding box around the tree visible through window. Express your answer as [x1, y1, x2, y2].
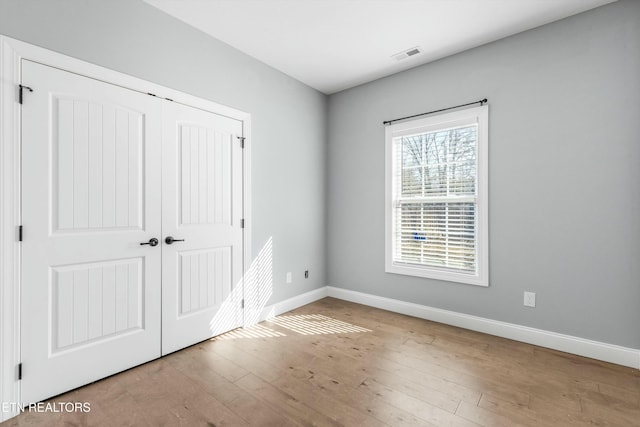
[385, 106, 488, 286]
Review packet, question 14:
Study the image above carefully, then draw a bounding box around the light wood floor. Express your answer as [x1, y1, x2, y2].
[3, 297, 640, 426]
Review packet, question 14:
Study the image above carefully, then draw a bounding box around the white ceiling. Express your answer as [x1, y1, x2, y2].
[144, 0, 616, 94]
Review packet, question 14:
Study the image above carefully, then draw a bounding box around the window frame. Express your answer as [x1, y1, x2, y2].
[385, 105, 489, 286]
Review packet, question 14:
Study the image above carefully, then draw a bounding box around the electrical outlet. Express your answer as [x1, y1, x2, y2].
[524, 291, 536, 308]
[304, 270, 309, 279]
[286, 272, 292, 283]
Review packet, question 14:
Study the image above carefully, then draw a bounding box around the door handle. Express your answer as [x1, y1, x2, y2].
[165, 236, 185, 245]
[140, 238, 159, 247]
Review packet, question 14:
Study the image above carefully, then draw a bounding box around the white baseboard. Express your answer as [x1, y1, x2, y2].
[325, 286, 640, 369]
[257, 287, 328, 322]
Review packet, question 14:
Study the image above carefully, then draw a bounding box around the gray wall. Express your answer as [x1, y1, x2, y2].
[0, 0, 327, 304]
[327, 0, 640, 348]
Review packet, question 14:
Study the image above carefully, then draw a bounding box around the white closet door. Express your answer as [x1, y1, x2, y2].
[161, 101, 244, 355]
[21, 60, 162, 404]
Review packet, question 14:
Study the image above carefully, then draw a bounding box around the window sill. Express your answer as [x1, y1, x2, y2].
[385, 262, 488, 287]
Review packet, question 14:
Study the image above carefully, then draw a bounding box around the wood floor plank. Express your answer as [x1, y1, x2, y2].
[361, 377, 460, 414]
[234, 373, 342, 427]
[180, 343, 252, 383]
[206, 339, 286, 384]
[477, 393, 542, 427]
[358, 379, 479, 427]
[527, 395, 626, 427]
[288, 365, 437, 427]
[377, 345, 532, 407]
[456, 401, 527, 427]
[164, 353, 248, 406]
[271, 373, 389, 427]
[597, 382, 640, 406]
[184, 392, 252, 427]
[368, 365, 483, 406]
[223, 392, 302, 427]
[530, 346, 640, 393]
[579, 389, 640, 426]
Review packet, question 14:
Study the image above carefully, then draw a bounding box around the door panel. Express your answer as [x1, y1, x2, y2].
[178, 247, 231, 316]
[162, 101, 244, 355]
[21, 60, 162, 404]
[54, 98, 144, 231]
[51, 258, 143, 352]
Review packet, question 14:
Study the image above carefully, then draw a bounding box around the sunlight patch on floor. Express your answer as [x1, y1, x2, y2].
[269, 314, 371, 335]
[213, 314, 371, 340]
[214, 324, 285, 340]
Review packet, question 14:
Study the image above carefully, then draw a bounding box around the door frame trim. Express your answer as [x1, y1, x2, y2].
[0, 35, 251, 420]
[0, 35, 22, 422]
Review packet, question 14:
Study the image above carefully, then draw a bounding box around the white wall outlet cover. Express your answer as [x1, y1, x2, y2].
[524, 291, 536, 307]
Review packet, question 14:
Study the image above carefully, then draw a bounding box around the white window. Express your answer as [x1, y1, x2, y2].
[385, 105, 488, 286]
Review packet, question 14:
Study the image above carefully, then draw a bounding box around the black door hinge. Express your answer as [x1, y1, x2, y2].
[241, 299, 245, 309]
[19, 85, 33, 104]
[237, 136, 245, 149]
[240, 219, 245, 229]
[18, 363, 22, 380]
[18, 225, 23, 242]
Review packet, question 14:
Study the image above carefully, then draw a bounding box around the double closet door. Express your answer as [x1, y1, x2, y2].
[20, 60, 244, 404]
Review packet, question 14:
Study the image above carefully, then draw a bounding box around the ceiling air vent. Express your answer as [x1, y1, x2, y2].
[391, 46, 422, 61]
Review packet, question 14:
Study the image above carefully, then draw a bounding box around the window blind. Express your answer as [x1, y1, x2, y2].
[392, 125, 478, 273]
